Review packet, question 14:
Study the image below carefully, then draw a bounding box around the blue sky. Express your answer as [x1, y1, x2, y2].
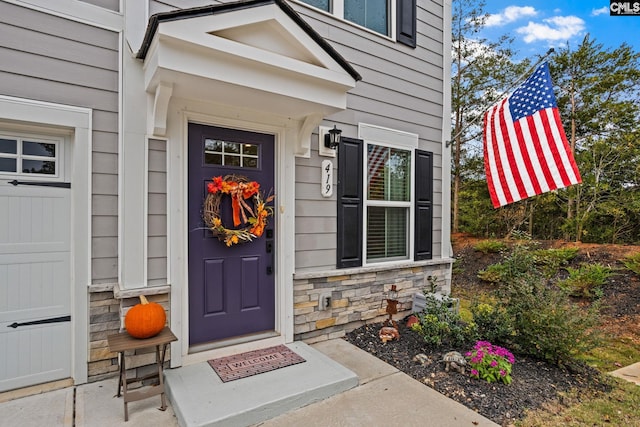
[477, 1, 640, 60]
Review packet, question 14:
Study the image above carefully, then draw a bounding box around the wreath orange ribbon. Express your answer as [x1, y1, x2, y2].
[203, 175, 274, 246]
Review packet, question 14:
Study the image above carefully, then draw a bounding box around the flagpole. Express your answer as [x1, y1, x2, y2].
[447, 48, 555, 148]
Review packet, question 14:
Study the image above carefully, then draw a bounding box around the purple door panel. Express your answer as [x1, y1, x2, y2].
[188, 123, 275, 345]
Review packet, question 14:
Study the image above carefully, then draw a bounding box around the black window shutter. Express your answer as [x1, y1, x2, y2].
[397, 0, 417, 48]
[414, 149, 433, 260]
[337, 137, 363, 268]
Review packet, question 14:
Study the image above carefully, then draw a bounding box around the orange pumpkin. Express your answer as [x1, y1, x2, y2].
[124, 295, 166, 339]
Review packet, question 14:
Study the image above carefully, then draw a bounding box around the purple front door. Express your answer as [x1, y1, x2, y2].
[188, 123, 275, 346]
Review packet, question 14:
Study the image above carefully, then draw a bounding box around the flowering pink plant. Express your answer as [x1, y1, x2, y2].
[466, 341, 515, 385]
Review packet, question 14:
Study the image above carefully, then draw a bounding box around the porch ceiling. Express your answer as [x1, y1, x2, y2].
[138, 0, 360, 121]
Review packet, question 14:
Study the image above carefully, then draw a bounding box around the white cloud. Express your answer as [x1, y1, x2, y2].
[516, 16, 585, 43]
[485, 6, 538, 27]
[591, 6, 609, 16]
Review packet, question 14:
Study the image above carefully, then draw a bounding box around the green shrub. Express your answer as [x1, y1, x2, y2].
[470, 301, 513, 345]
[533, 248, 579, 278]
[412, 293, 475, 347]
[473, 239, 507, 254]
[558, 263, 613, 298]
[477, 244, 537, 284]
[452, 258, 464, 275]
[497, 277, 601, 366]
[622, 253, 640, 276]
[477, 263, 508, 283]
[507, 230, 532, 241]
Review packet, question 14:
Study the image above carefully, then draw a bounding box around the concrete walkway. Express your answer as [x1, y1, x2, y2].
[610, 361, 640, 385]
[0, 339, 498, 427]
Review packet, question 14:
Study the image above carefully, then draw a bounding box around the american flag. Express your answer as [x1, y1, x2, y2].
[483, 62, 581, 208]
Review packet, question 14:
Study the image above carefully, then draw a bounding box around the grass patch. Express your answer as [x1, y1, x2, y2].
[580, 335, 640, 373]
[517, 378, 640, 427]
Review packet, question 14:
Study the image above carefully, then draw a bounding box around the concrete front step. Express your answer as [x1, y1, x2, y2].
[164, 341, 359, 427]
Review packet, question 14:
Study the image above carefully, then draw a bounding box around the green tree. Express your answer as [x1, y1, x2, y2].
[551, 37, 640, 242]
[450, 0, 526, 233]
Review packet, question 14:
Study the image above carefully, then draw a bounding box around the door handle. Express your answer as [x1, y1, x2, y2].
[266, 236, 274, 275]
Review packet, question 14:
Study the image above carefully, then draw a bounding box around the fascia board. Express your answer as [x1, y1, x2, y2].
[145, 36, 350, 111]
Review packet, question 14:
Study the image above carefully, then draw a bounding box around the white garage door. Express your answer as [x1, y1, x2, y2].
[0, 135, 72, 392]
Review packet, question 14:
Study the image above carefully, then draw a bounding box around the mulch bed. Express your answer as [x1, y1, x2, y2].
[344, 321, 609, 426]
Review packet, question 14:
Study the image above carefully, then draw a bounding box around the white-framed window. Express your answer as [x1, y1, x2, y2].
[0, 132, 64, 180]
[336, 123, 431, 268]
[365, 143, 412, 263]
[299, 0, 393, 38]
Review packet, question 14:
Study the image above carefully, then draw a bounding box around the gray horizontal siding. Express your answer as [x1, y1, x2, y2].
[80, 0, 120, 12]
[0, 47, 117, 91]
[0, 22, 118, 69]
[0, 3, 119, 49]
[150, 0, 219, 15]
[148, 139, 167, 286]
[0, 3, 120, 284]
[291, 1, 447, 271]
[92, 216, 118, 237]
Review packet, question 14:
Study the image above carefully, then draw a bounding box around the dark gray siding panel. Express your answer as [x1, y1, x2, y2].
[0, 2, 120, 284]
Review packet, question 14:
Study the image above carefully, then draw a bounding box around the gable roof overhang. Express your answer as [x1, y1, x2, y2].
[137, 0, 361, 150]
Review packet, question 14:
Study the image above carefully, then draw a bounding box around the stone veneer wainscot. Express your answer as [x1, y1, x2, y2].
[87, 284, 170, 383]
[293, 261, 453, 344]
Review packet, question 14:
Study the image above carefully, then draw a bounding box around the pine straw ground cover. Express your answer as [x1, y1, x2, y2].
[344, 237, 640, 426]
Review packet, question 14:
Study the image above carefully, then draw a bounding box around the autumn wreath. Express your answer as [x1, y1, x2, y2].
[203, 175, 274, 246]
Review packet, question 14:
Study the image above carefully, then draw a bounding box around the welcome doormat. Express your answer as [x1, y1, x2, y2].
[208, 345, 306, 382]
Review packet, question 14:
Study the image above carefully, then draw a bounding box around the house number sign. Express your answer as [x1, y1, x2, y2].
[321, 160, 333, 197]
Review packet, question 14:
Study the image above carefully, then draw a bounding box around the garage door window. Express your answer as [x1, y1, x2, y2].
[0, 135, 61, 177]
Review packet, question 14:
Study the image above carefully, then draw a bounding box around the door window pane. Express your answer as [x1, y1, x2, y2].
[345, 0, 388, 35]
[0, 158, 16, 172]
[22, 159, 56, 174]
[23, 141, 55, 157]
[204, 139, 259, 168]
[0, 138, 17, 154]
[367, 206, 408, 261]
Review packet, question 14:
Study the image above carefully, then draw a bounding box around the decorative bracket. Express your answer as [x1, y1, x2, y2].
[151, 82, 173, 136]
[293, 113, 324, 158]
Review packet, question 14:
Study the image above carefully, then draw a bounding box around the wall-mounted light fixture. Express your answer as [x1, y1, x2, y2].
[324, 125, 342, 149]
